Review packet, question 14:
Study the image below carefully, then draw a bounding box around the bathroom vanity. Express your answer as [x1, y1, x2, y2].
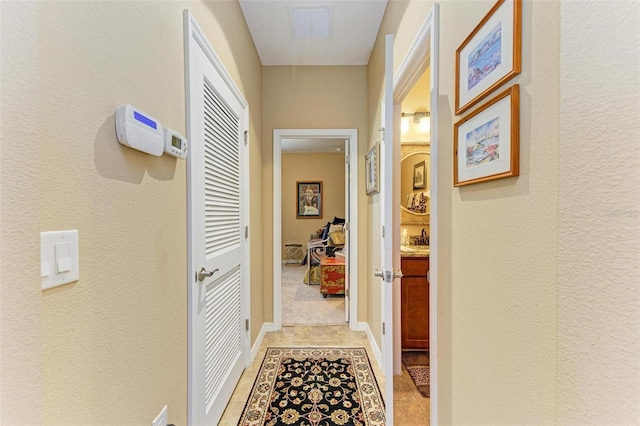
[401, 253, 429, 350]
[399, 138, 430, 350]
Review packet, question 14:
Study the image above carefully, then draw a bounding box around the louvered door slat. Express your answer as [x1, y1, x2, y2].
[203, 87, 238, 130]
[203, 79, 240, 257]
[204, 266, 241, 407]
[204, 128, 239, 154]
[203, 116, 238, 146]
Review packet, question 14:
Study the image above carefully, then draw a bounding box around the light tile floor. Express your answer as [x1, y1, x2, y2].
[220, 325, 429, 425]
[281, 265, 345, 326]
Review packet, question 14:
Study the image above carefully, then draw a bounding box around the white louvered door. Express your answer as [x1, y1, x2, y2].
[185, 12, 249, 426]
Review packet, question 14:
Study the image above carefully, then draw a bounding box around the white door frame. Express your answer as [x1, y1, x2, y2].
[273, 129, 359, 331]
[391, 5, 439, 424]
[380, 33, 397, 423]
[184, 10, 251, 424]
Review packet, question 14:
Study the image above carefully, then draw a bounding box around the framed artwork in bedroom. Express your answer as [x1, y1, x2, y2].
[296, 181, 323, 219]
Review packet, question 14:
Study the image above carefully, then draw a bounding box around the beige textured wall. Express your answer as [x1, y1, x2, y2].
[0, 2, 43, 423]
[262, 66, 368, 322]
[368, 0, 559, 423]
[282, 153, 346, 257]
[557, 1, 640, 423]
[444, 2, 559, 422]
[0, 1, 262, 424]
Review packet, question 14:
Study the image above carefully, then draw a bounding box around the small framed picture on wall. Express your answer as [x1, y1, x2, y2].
[413, 160, 426, 189]
[296, 181, 323, 219]
[453, 85, 520, 186]
[455, 0, 522, 115]
[365, 143, 379, 195]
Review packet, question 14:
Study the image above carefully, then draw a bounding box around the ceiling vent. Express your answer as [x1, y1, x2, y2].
[288, 6, 332, 39]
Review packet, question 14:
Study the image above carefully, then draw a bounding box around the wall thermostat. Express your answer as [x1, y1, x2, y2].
[163, 128, 188, 159]
[115, 104, 164, 156]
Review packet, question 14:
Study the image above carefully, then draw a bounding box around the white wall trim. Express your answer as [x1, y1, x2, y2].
[391, 5, 439, 425]
[251, 322, 274, 361]
[273, 129, 359, 331]
[242, 107, 251, 368]
[428, 6, 439, 425]
[357, 321, 382, 370]
[184, 11, 248, 109]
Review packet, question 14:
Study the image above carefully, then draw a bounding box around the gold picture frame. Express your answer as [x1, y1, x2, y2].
[365, 143, 379, 195]
[296, 181, 323, 219]
[455, 0, 522, 115]
[454, 85, 520, 186]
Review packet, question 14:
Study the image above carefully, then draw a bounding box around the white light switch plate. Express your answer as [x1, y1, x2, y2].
[41, 230, 79, 290]
[151, 405, 168, 426]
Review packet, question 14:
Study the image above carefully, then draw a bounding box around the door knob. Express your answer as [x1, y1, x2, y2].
[197, 267, 219, 282]
[374, 269, 402, 281]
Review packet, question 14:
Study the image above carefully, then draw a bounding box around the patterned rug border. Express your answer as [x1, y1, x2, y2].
[238, 347, 385, 426]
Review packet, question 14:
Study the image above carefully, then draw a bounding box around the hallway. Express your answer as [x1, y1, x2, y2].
[219, 326, 429, 425]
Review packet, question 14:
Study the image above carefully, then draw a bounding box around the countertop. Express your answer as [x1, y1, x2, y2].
[400, 245, 430, 258]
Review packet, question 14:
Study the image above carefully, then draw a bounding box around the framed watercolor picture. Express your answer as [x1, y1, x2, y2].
[365, 143, 379, 195]
[413, 160, 426, 189]
[296, 181, 323, 219]
[454, 85, 519, 186]
[455, 0, 521, 115]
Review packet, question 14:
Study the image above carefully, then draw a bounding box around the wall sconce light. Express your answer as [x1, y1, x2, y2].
[401, 111, 430, 133]
[401, 113, 410, 134]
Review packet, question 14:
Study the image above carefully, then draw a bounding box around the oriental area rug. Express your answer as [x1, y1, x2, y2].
[401, 351, 430, 398]
[238, 347, 385, 426]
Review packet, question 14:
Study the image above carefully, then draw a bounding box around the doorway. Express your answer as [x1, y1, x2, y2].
[280, 139, 347, 326]
[388, 5, 439, 424]
[273, 129, 359, 331]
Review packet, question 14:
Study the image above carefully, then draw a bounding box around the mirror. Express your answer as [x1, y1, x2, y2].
[401, 151, 430, 216]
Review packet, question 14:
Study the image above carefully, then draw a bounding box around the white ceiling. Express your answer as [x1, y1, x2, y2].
[282, 138, 346, 153]
[238, 0, 388, 66]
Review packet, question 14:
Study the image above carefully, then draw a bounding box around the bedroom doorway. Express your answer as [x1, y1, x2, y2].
[273, 129, 359, 331]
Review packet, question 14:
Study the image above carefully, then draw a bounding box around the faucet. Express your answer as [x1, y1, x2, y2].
[410, 228, 429, 246]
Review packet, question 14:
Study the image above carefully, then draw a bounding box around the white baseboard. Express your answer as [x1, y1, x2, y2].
[357, 321, 382, 370]
[251, 322, 274, 361]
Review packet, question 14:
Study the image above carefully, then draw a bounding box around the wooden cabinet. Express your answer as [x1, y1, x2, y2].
[320, 257, 345, 297]
[401, 256, 429, 350]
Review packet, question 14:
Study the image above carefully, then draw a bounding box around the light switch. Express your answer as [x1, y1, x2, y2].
[55, 243, 71, 273]
[41, 230, 79, 290]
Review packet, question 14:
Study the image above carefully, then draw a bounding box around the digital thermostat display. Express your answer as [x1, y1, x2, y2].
[171, 135, 182, 149]
[163, 128, 187, 159]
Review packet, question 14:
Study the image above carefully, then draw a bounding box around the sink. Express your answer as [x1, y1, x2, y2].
[401, 245, 430, 255]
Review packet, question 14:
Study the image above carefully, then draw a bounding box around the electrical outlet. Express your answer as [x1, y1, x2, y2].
[151, 405, 167, 426]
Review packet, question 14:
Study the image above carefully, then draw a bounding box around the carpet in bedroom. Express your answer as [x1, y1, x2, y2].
[281, 265, 345, 326]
